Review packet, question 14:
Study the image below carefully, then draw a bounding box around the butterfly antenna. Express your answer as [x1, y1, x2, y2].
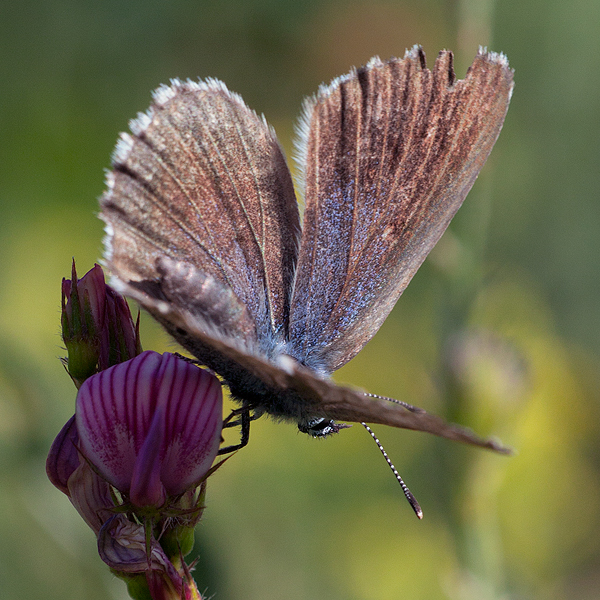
[364, 393, 426, 413]
[361, 423, 423, 519]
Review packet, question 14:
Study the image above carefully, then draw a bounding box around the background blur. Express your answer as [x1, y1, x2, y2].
[1, 1, 599, 599]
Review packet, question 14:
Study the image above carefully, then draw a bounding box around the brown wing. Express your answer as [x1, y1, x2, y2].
[114, 271, 509, 454]
[289, 47, 514, 373]
[101, 79, 301, 346]
[113, 272, 510, 454]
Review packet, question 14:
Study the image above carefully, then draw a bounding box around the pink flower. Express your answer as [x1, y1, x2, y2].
[46, 415, 114, 533]
[47, 351, 222, 599]
[75, 351, 223, 508]
[51, 265, 224, 599]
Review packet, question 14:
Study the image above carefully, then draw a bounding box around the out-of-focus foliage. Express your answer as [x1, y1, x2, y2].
[1, 1, 599, 599]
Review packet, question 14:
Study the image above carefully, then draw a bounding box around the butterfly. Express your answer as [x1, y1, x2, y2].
[100, 46, 514, 474]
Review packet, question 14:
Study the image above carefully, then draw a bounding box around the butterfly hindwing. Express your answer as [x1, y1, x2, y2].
[111, 274, 510, 453]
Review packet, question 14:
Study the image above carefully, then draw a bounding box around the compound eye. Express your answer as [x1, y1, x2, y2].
[298, 418, 347, 438]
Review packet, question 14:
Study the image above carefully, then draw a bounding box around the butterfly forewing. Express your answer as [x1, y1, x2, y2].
[289, 48, 513, 373]
[101, 80, 301, 345]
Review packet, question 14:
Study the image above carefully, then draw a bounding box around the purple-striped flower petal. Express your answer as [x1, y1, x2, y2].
[147, 569, 203, 600]
[156, 353, 223, 495]
[76, 351, 222, 507]
[46, 415, 115, 533]
[46, 415, 80, 494]
[130, 406, 167, 507]
[145, 570, 181, 600]
[67, 461, 114, 534]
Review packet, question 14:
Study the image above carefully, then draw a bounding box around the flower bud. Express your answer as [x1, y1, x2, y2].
[61, 261, 141, 387]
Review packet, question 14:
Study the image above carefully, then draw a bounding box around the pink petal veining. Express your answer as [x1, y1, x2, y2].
[130, 406, 167, 507]
[76, 351, 163, 492]
[76, 351, 222, 503]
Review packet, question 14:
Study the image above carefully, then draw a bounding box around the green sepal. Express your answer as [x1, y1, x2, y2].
[161, 524, 196, 561]
[111, 570, 153, 600]
[64, 338, 99, 384]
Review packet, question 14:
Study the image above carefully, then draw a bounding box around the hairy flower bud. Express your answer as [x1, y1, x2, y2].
[61, 261, 141, 387]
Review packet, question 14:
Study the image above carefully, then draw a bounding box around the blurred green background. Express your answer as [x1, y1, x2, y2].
[1, 0, 599, 599]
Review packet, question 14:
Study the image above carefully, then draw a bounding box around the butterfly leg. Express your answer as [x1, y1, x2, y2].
[218, 404, 253, 455]
[173, 352, 201, 365]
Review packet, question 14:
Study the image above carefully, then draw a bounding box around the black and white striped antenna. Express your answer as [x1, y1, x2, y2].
[361, 422, 423, 519]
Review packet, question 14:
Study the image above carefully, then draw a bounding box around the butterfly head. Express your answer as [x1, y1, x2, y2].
[297, 417, 351, 438]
